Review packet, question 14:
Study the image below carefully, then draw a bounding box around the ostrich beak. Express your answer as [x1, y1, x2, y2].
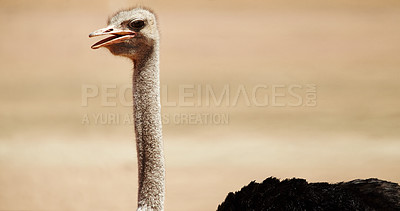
[89, 26, 136, 49]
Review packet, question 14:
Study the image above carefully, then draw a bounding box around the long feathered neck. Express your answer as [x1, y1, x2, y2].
[132, 41, 165, 211]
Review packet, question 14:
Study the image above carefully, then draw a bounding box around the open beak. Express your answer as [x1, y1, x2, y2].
[89, 26, 136, 49]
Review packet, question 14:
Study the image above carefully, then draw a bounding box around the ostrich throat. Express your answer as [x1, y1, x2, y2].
[132, 41, 164, 210]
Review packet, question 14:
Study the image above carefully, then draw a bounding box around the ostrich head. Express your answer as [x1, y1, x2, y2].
[89, 8, 159, 59]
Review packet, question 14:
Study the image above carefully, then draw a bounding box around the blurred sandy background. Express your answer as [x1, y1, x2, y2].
[1, 0, 400, 210]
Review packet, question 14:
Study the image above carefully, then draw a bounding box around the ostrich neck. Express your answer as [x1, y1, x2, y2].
[132, 43, 165, 211]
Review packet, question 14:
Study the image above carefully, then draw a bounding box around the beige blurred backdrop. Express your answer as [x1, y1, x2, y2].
[1, 0, 400, 210]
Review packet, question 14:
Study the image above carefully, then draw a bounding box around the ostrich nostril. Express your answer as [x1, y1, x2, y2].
[106, 28, 113, 32]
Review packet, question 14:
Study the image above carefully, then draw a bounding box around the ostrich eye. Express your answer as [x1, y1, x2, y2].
[129, 20, 145, 30]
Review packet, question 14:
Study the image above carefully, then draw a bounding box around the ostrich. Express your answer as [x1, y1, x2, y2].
[89, 7, 400, 211]
[89, 8, 164, 211]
